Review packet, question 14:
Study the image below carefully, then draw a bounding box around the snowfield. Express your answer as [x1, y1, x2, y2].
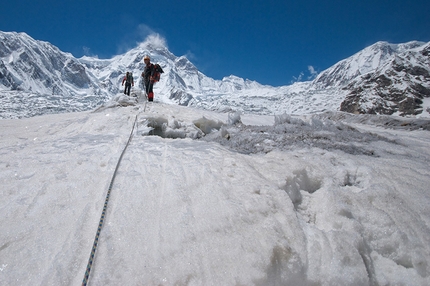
[1, 97, 430, 285]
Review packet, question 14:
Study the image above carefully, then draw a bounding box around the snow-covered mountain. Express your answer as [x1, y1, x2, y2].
[311, 41, 425, 88]
[0, 31, 270, 118]
[308, 40, 430, 116]
[1, 31, 429, 119]
[339, 42, 430, 116]
[0, 31, 106, 96]
[79, 37, 266, 106]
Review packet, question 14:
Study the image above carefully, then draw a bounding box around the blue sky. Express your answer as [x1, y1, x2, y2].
[1, 0, 429, 86]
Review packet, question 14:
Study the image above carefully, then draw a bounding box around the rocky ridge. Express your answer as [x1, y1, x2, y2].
[339, 42, 430, 116]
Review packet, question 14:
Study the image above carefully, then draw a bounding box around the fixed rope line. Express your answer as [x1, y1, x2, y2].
[82, 114, 138, 286]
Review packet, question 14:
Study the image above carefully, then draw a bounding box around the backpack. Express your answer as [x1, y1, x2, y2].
[126, 72, 133, 83]
[152, 64, 164, 82]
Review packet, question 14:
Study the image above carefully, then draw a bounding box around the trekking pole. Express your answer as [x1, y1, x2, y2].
[143, 90, 149, 112]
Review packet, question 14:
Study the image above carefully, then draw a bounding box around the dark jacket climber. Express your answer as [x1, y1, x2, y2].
[141, 55, 156, 101]
[121, 72, 134, 96]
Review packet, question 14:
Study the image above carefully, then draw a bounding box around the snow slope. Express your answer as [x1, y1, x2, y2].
[312, 41, 426, 88]
[1, 99, 430, 285]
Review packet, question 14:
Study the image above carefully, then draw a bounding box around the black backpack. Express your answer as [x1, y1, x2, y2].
[126, 72, 133, 83]
[152, 64, 164, 82]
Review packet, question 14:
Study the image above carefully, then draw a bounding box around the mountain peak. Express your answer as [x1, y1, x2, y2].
[1, 30, 429, 118]
[312, 40, 428, 89]
[368, 40, 425, 54]
[340, 41, 430, 116]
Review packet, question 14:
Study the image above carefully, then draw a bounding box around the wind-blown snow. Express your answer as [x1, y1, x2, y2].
[1, 98, 430, 285]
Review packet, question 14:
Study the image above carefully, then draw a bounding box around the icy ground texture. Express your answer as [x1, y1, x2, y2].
[0, 90, 110, 119]
[1, 101, 430, 285]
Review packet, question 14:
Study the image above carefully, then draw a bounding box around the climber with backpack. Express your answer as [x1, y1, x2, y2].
[141, 55, 163, 102]
[121, 71, 134, 96]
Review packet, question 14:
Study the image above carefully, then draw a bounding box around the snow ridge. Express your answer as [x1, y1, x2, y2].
[1, 31, 430, 119]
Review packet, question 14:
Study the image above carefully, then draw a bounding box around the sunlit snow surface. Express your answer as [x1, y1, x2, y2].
[1, 97, 430, 285]
[0, 91, 110, 119]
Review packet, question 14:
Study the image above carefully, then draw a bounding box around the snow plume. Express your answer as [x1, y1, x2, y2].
[116, 24, 168, 54]
[291, 72, 304, 83]
[292, 66, 318, 83]
[82, 46, 98, 58]
[185, 50, 197, 61]
[308, 65, 318, 79]
[290, 66, 318, 83]
[136, 23, 154, 39]
[139, 32, 168, 50]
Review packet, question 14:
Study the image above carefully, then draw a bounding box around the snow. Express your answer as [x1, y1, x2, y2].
[1, 98, 430, 285]
[420, 97, 430, 118]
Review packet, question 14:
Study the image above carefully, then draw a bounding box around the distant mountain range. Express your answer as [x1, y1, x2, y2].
[0, 31, 429, 118]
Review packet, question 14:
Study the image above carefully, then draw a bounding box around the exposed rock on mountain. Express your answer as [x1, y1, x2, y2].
[339, 42, 430, 116]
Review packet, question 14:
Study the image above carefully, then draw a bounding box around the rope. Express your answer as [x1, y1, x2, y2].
[82, 114, 138, 286]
